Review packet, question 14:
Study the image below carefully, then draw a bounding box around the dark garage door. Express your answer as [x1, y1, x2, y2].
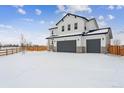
[86, 39, 101, 53]
[57, 40, 76, 52]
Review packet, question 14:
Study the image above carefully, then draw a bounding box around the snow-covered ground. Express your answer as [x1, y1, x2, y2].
[0, 51, 124, 88]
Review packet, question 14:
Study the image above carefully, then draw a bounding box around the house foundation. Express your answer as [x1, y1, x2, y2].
[101, 47, 107, 53]
[76, 47, 83, 53]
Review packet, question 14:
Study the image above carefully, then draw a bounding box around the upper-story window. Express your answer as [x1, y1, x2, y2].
[52, 31, 54, 35]
[84, 26, 87, 30]
[62, 26, 64, 32]
[68, 24, 71, 31]
[74, 23, 78, 30]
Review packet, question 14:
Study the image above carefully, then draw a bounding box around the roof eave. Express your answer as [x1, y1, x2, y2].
[49, 27, 58, 30]
[56, 13, 89, 26]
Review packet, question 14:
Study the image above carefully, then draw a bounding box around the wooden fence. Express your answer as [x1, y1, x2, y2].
[25, 46, 48, 51]
[0, 47, 22, 56]
[108, 45, 124, 56]
[0, 46, 47, 56]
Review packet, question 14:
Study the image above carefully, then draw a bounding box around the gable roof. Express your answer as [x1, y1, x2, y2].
[88, 27, 111, 33]
[88, 18, 99, 28]
[49, 27, 58, 30]
[86, 27, 113, 39]
[56, 13, 89, 25]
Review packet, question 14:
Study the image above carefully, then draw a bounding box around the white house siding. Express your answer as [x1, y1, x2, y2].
[56, 15, 87, 36]
[105, 33, 111, 53]
[48, 39, 53, 51]
[49, 28, 58, 36]
[86, 19, 99, 32]
[83, 34, 108, 53]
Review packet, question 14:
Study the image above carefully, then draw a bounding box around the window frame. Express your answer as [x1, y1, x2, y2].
[84, 26, 87, 30]
[74, 23, 78, 30]
[52, 30, 54, 35]
[68, 24, 71, 31]
[62, 26, 64, 32]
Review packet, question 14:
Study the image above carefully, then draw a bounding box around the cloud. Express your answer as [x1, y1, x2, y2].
[98, 21, 107, 28]
[18, 8, 26, 15]
[40, 20, 45, 24]
[116, 5, 124, 9]
[50, 21, 54, 25]
[108, 14, 115, 20]
[97, 15, 107, 27]
[12, 5, 24, 8]
[13, 6, 43, 16]
[57, 5, 65, 12]
[35, 9, 42, 15]
[12, 5, 26, 15]
[98, 15, 104, 21]
[22, 18, 34, 22]
[108, 5, 124, 10]
[89, 16, 94, 19]
[0, 27, 48, 45]
[0, 26, 20, 44]
[0, 24, 13, 29]
[56, 5, 92, 14]
[16, 29, 49, 45]
[29, 33, 49, 45]
[108, 5, 114, 10]
[67, 5, 92, 13]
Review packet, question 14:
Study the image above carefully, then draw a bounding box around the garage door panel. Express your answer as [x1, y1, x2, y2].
[87, 39, 101, 53]
[57, 40, 76, 53]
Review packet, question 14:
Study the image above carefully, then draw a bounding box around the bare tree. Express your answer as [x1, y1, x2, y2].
[28, 42, 32, 47]
[113, 39, 121, 45]
[20, 34, 27, 47]
[20, 34, 27, 54]
[0, 42, 2, 49]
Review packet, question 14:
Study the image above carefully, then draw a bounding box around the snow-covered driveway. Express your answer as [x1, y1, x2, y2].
[0, 51, 124, 88]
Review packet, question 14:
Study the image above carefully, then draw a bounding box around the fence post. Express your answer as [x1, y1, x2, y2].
[20, 47, 21, 52]
[6, 49, 8, 55]
[16, 48, 17, 53]
[12, 49, 13, 54]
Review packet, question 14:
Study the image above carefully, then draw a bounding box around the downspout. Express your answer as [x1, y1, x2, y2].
[82, 20, 88, 53]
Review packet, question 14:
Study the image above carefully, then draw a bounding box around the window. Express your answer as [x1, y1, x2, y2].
[68, 24, 71, 31]
[51, 41, 53, 44]
[84, 26, 87, 30]
[74, 23, 78, 30]
[62, 26, 64, 32]
[52, 31, 54, 35]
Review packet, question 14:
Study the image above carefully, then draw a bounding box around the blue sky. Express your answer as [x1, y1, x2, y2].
[0, 5, 124, 45]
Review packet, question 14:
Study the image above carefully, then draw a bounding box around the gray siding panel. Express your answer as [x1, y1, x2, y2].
[86, 39, 101, 53]
[57, 40, 76, 53]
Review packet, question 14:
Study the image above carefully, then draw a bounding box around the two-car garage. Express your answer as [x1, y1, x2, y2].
[57, 39, 101, 53]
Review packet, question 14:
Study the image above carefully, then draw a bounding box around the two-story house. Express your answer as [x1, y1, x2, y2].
[46, 13, 113, 53]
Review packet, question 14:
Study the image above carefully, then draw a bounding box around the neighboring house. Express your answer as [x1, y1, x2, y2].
[46, 13, 113, 53]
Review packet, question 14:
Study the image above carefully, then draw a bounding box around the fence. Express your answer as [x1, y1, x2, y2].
[25, 46, 48, 51]
[108, 45, 124, 56]
[0, 47, 22, 56]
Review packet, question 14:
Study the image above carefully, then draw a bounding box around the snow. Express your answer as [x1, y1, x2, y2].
[0, 51, 124, 88]
[87, 29, 108, 35]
